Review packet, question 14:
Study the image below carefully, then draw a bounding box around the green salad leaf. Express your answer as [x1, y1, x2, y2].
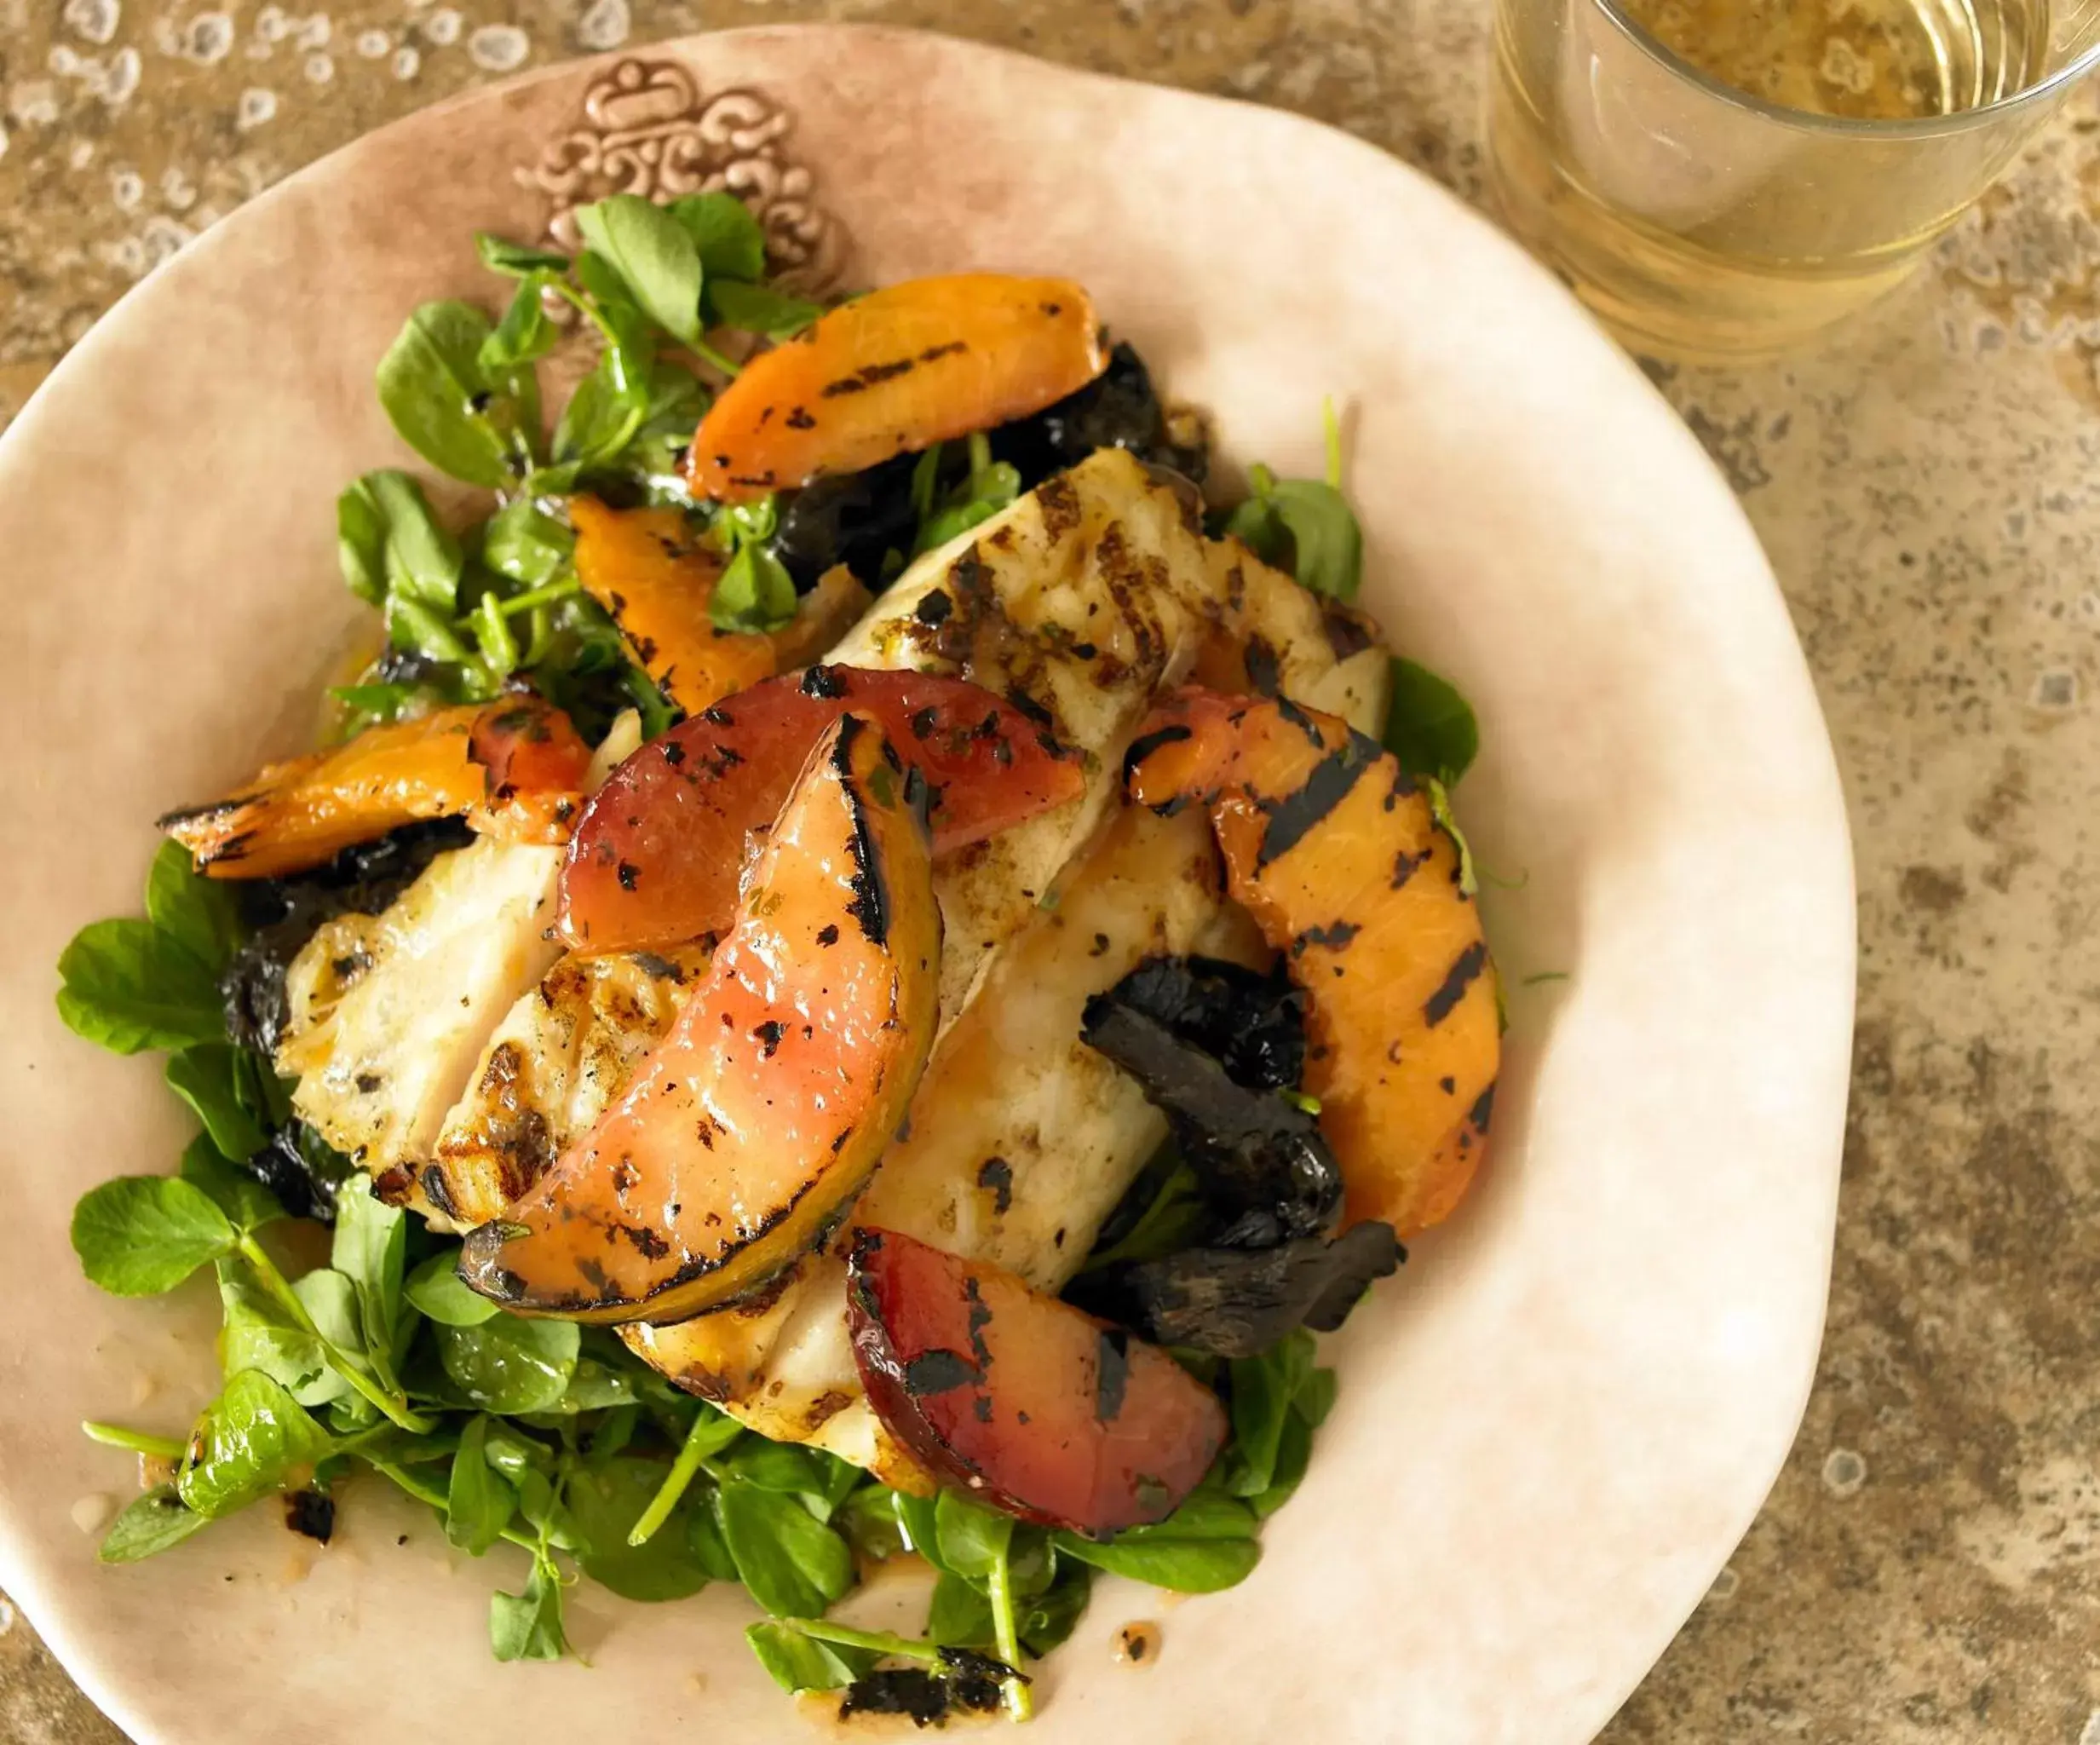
[716, 1478, 855, 1618]
[165, 1043, 273, 1164]
[56, 919, 223, 1056]
[72, 1177, 234, 1296]
[475, 233, 570, 278]
[447, 1415, 521, 1555]
[177, 1370, 337, 1519]
[1384, 656, 1480, 786]
[144, 841, 241, 971]
[177, 1133, 284, 1235]
[98, 1486, 211, 1564]
[490, 1556, 571, 1662]
[669, 192, 767, 281]
[711, 539, 798, 634]
[746, 1620, 874, 1694]
[1051, 1486, 1262, 1592]
[708, 278, 821, 341]
[377, 300, 538, 490]
[438, 1316, 581, 1414]
[406, 1249, 502, 1327]
[576, 194, 705, 348]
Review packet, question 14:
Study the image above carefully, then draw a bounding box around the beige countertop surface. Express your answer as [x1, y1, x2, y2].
[3, 1, 2097, 1740]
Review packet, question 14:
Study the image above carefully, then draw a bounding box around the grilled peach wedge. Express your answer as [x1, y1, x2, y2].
[560, 666, 1085, 954]
[1125, 688, 1499, 1235]
[847, 1227, 1227, 1535]
[459, 712, 941, 1323]
[687, 274, 1108, 503]
[158, 697, 591, 879]
[569, 496, 871, 716]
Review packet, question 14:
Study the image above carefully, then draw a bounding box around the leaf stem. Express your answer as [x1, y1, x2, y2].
[787, 1621, 941, 1664]
[493, 578, 580, 618]
[365, 1456, 540, 1557]
[627, 1409, 716, 1547]
[235, 1234, 432, 1435]
[81, 1420, 187, 1460]
[987, 1545, 1033, 1721]
[688, 336, 743, 380]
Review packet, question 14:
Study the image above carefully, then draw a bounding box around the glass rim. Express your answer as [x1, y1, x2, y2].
[1590, 0, 2100, 139]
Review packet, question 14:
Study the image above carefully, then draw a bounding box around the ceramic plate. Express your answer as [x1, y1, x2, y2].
[0, 25, 1854, 1745]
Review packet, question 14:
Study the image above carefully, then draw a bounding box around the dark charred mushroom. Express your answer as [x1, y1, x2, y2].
[1066, 1222, 1403, 1361]
[1079, 996, 1338, 1247]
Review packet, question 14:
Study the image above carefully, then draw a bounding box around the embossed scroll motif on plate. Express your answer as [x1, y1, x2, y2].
[515, 56, 847, 294]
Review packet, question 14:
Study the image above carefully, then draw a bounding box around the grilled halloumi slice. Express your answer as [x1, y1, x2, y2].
[423, 942, 713, 1227]
[275, 837, 565, 1205]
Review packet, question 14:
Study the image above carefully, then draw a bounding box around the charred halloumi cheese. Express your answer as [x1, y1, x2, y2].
[275, 838, 564, 1203]
[423, 942, 713, 1227]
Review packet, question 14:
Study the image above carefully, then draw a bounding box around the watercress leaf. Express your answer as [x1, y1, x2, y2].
[1295, 1363, 1338, 1431]
[836, 1486, 906, 1564]
[553, 345, 650, 469]
[480, 1423, 557, 1486]
[331, 1178, 408, 1367]
[217, 1266, 331, 1403]
[716, 1478, 854, 1618]
[177, 1132, 284, 1235]
[1227, 1330, 1313, 1499]
[567, 1456, 713, 1601]
[377, 301, 521, 490]
[688, 1489, 739, 1581]
[476, 232, 570, 278]
[357, 469, 464, 608]
[337, 475, 389, 604]
[1267, 478, 1362, 602]
[446, 1415, 519, 1555]
[385, 593, 473, 665]
[1381, 655, 1480, 786]
[1248, 1404, 1312, 1520]
[666, 192, 767, 281]
[709, 539, 797, 634]
[934, 1488, 1013, 1581]
[575, 194, 704, 346]
[1050, 1490, 1261, 1593]
[726, 1437, 836, 1506]
[527, 1356, 640, 1417]
[1081, 1154, 1205, 1274]
[177, 1369, 336, 1519]
[144, 839, 242, 972]
[72, 1177, 234, 1296]
[470, 590, 521, 678]
[1018, 1556, 1093, 1657]
[438, 1316, 580, 1414]
[1221, 492, 1286, 565]
[746, 1621, 875, 1694]
[165, 1044, 272, 1164]
[55, 918, 223, 1056]
[928, 1569, 995, 1648]
[405, 1249, 501, 1327]
[479, 270, 561, 372]
[481, 497, 574, 589]
[490, 1555, 570, 1662]
[98, 1484, 210, 1564]
[892, 1490, 946, 1573]
[706, 278, 821, 340]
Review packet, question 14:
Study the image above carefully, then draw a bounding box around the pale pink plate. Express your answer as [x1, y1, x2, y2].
[0, 25, 1854, 1745]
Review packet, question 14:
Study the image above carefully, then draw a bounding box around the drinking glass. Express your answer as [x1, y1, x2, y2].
[1487, 0, 2100, 360]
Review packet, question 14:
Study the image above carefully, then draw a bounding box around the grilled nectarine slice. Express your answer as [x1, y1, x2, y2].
[847, 1228, 1228, 1535]
[559, 666, 1085, 953]
[1125, 688, 1499, 1235]
[570, 497, 871, 716]
[459, 713, 940, 1323]
[159, 697, 590, 879]
[687, 274, 1108, 503]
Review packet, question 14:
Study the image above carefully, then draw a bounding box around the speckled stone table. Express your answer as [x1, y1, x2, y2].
[3, 1, 2097, 1740]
